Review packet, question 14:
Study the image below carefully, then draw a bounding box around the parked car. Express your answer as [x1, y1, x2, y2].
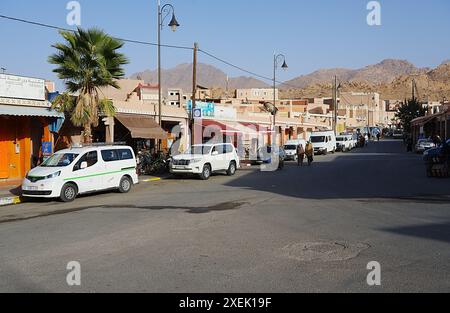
[170, 143, 240, 180]
[284, 139, 307, 161]
[423, 139, 450, 177]
[392, 130, 404, 139]
[310, 131, 337, 155]
[22, 145, 139, 202]
[256, 145, 286, 170]
[415, 139, 436, 154]
[336, 135, 353, 152]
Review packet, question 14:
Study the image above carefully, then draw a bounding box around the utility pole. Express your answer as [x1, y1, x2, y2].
[332, 76, 338, 134]
[190, 42, 198, 147]
[412, 78, 416, 101]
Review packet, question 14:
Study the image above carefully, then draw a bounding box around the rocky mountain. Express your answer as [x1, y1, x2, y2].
[280, 62, 450, 101]
[130, 63, 269, 92]
[283, 59, 427, 89]
[130, 59, 450, 101]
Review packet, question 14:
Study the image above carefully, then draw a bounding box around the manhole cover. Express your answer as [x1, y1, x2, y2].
[282, 241, 370, 262]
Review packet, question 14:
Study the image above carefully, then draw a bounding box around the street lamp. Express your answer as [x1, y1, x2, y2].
[157, 0, 180, 149]
[273, 53, 288, 145]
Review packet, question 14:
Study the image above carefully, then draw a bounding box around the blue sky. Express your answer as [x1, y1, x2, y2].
[1, 0, 449, 90]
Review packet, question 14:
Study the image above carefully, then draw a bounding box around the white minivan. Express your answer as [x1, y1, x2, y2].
[22, 145, 139, 202]
[310, 131, 337, 155]
[284, 139, 307, 161]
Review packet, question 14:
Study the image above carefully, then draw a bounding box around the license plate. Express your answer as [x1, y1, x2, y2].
[27, 186, 38, 191]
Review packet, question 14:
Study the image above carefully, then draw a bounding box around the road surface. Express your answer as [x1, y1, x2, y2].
[0, 139, 449, 292]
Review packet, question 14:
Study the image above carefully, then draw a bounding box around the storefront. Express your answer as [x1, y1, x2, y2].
[0, 105, 64, 183]
[0, 74, 64, 184]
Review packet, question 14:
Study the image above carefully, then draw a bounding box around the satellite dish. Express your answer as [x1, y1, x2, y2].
[263, 102, 278, 115]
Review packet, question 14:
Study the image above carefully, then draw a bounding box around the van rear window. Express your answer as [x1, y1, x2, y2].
[118, 149, 134, 160]
[101, 149, 134, 162]
[101, 150, 119, 162]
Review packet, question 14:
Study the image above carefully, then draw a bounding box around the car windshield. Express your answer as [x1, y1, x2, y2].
[41, 153, 79, 167]
[185, 146, 212, 155]
[284, 145, 297, 150]
[310, 136, 325, 143]
[336, 138, 345, 142]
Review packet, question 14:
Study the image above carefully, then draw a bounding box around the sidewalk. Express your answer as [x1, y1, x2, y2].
[0, 183, 22, 207]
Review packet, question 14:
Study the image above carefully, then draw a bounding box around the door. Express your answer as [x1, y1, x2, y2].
[71, 151, 103, 193]
[0, 122, 10, 179]
[211, 145, 226, 171]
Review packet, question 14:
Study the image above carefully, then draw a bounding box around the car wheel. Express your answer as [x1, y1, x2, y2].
[200, 164, 211, 180]
[60, 183, 78, 202]
[119, 176, 133, 193]
[227, 161, 237, 176]
[323, 150, 328, 156]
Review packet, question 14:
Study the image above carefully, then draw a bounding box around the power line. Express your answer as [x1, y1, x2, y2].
[0, 14, 192, 50]
[199, 48, 300, 88]
[0, 13, 300, 89]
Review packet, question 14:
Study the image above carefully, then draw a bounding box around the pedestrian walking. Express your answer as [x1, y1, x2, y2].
[305, 141, 314, 166]
[377, 133, 381, 142]
[296, 144, 305, 166]
[406, 136, 413, 152]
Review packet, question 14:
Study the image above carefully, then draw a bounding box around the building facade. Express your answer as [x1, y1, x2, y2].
[0, 74, 64, 184]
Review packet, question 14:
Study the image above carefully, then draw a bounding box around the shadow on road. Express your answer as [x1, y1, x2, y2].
[225, 140, 450, 201]
[380, 221, 450, 244]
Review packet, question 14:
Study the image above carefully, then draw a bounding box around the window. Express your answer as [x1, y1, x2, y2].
[41, 153, 79, 167]
[118, 149, 134, 160]
[212, 145, 224, 155]
[101, 150, 119, 162]
[74, 151, 98, 171]
[224, 145, 233, 154]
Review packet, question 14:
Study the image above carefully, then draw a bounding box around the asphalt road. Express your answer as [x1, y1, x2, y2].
[0, 139, 449, 292]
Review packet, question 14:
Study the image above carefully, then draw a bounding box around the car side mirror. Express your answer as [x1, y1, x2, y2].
[80, 161, 88, 170]
[212, 151, 219, 156]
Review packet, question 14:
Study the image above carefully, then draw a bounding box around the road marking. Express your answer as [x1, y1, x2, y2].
[142, 177, 162, 183]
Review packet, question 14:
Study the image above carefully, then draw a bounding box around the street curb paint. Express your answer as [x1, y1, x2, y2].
[0, 196, 22, 207]
[142, 177, 162, 183]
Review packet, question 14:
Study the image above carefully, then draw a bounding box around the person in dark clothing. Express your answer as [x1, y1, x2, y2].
[406, 137, 413, 152]
[296, 144, 305, 166]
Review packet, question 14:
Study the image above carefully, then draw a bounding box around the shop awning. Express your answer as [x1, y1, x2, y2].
[115, 114, 167, 140]
[411, 115, 435, 126]
[0, 104, 65, 118]
[202, 119, 240, 135]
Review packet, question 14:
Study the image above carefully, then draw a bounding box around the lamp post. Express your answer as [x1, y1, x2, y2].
[273, 53, 288, 145]
[157, 0, 180, 149]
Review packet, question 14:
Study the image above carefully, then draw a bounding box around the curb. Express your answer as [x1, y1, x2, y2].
[141, 177, 162, 183]
[0, 196, 22, 207]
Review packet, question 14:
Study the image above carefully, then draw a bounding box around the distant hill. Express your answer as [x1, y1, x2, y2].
[281, 62, 450, 101]
[130, 63, 269, 93]
[130, 59, 450, 101]
[283, 59, 428, 88]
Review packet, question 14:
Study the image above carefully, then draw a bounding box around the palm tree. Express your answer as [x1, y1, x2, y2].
[395, 98, 427, 133]
[49, 28, 129, 143]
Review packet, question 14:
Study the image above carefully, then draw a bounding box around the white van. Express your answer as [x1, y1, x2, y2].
[336, 135, 354, 152]
[284, 139, 307, 161]
[22, 145, 139, 202]
[310, 131, 337, 155]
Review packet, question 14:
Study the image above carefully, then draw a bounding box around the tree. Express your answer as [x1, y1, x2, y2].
[395, 98, 426, 133]
[49, 28, 128, 143]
